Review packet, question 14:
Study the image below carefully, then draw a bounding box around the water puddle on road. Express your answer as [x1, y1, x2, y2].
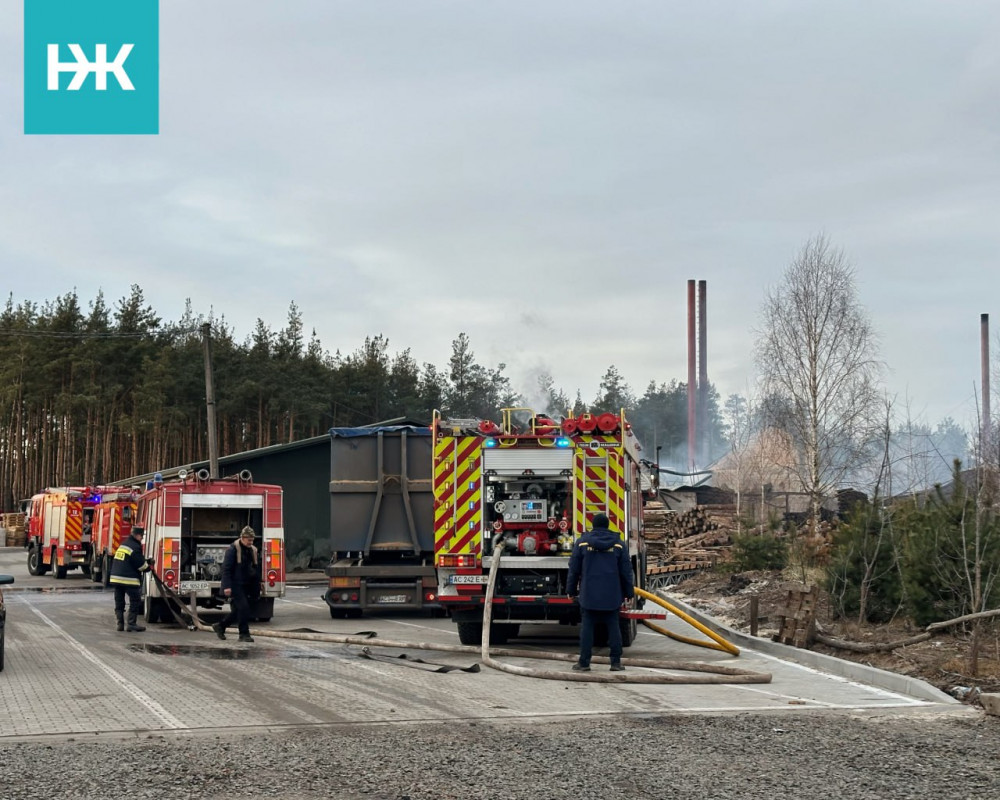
[7, 586, 106, 594]
[127, 643, 334, 660]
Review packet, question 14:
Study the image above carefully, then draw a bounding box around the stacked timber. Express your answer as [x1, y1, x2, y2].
[643, 500, 735, 571]
[3, 512, 26, 547]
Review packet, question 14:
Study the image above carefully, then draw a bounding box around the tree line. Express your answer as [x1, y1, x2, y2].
[717, 233, 996, 675]
[0, 287, 727, 509]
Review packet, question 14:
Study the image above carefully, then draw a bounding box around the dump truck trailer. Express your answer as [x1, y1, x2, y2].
[324, 426, 437, 617]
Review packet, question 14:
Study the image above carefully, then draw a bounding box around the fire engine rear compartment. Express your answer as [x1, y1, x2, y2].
[149, 503, 273, 622]
[178, 506, 264, 587]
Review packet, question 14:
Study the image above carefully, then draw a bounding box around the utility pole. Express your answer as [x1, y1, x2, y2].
[201, 322, 220, 479]
[982, 313, 991, 452]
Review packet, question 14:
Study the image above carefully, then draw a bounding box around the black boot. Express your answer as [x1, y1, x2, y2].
[126, 611, 146, 632]
[115, 610, 125, 632]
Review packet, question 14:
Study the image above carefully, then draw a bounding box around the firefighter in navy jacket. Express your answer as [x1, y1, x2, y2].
[566, 513, 635, 671]
[212, 526, 262, 643]
[109, 526, 152, 632]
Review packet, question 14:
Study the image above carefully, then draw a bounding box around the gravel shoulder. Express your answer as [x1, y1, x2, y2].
[1, 711, 996, 800]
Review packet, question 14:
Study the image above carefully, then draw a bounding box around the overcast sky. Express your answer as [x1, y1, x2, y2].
[3, 1, 999, 428]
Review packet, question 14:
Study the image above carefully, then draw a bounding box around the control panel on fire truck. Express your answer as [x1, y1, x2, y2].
[496, 498, 548, 522]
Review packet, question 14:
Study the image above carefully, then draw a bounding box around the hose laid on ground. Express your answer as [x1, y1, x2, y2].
[634, 587, 741, 656]
[162, 561, 770, 684]
[478, 539, 769, 684]
[148, 570, 198, 631]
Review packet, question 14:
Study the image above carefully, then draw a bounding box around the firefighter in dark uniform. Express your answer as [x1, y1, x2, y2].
[109, 526, 153, 632]
[566, 512, 635, 672]
[212, 526, 262, 643]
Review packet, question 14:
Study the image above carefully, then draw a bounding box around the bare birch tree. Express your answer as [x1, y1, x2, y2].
[755, 235, 882, 535]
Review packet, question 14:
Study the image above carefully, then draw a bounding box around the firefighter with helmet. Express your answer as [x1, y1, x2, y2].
[109, 526, 153, 632]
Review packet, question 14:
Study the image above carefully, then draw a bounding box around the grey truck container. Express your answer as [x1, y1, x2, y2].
[323, 426, 437, 615]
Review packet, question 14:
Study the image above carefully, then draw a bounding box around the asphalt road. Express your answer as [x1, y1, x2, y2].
[0, 546, 966, 743]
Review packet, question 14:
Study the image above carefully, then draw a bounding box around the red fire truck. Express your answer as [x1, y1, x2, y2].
[25, 486, 104, 579]
[433, 408, 647, 645]
[135, 470, 286, 624]
[88, 488, 139, 584]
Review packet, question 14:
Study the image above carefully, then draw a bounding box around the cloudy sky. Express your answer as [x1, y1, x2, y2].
[2, 1, 999, 427]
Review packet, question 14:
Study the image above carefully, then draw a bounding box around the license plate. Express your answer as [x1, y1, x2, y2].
[374, 594, 408, 604]
[179, 581, 210, 592]
[449, 574, 488, 585]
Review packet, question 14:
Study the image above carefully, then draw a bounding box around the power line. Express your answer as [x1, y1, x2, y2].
[0, 326, 201, 340]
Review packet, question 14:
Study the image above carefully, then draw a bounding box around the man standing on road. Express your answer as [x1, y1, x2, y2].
[566, 512, 634, 672]
[212, 526, 261, 643]
[109, 526, 153, 632]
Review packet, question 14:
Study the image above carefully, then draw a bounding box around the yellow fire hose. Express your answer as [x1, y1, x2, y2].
[633, 587, 741, 656]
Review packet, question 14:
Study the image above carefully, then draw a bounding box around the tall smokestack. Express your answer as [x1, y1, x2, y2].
[698, 280, 708, 467]
[687, 280, 696, 472]
[983, 313, 991, 449]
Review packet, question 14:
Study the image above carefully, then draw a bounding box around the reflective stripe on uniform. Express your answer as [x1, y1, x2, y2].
[114, 544, 136, 561]
[581, 542, 622, 553]
[109, 576, 140, 586]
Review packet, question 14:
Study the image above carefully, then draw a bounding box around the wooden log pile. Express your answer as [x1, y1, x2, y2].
[643, 501, 735, 570]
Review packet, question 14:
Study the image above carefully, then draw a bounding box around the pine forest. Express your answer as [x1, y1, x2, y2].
[0, 288, 728, 509]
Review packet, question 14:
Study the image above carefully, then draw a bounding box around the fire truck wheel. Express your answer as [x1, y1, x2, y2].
[456, 621, 483, 646]
[53, 560, 67, 580]
[102, 555, 113, 587]
[252, 598, 274, 622]
[457, 621, 511, 646]
[489, 625, 509, 645]
[89, 556, 102, 583]
[144, 596, 163, 624]
[81, 562, 92, 578]
[620, 616, 637, 648]
[26, 546, 43, 576]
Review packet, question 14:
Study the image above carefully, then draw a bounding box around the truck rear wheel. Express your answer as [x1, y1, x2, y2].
[328, 607, 362, 619]
[620, 616, 637, 648]
[456, 621, 510, 645]
[53, 559, 67, 579]
[253, 598, 274, 622]
[456, 621, 483, 645]
[144, 595, 163, 624]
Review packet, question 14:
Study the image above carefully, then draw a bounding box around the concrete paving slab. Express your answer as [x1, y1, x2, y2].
[0, 545, 967, 743]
